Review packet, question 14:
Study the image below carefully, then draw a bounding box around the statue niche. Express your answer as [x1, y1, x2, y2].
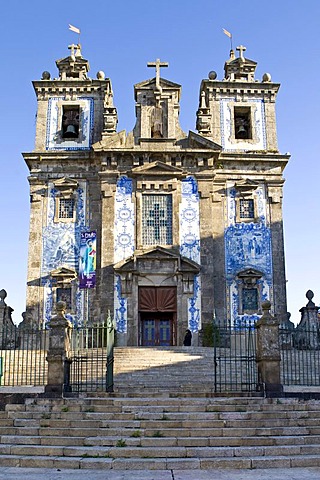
[150, 106, 163, 139]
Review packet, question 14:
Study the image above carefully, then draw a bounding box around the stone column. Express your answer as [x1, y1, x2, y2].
[256, 300, 283, 397]
[294, 290, 320, 349]
[45, 301, 72, 396]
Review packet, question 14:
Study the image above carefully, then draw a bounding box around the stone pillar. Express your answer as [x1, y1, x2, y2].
[294, 290, 320, 350]
[45, 301, 72, 396]
[256, 300, 283, 397]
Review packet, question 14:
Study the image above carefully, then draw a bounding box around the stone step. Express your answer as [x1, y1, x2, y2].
[1, 442, 320, 460]
[0, 453, 319, 470]
[8, 416, 320, 430]
[8, 397, 320, 413]
[10, 409, 320, 422]
[2, 424, 320, 439]
[3, 433, 320, 449]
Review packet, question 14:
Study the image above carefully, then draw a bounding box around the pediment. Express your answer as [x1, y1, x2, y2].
[235, 178, 259, 188]
[131, 161, 185, 177]
[50, 267, 77, 278]
[53, 177, 79, 188]
[235, 178, 259, 195]
[237, 268, 262, 279]
[227, 57, 257, 67]
[187, 131, 222, 150]
[56, 56, 89, 68]
[135, 77, 181, 90]
[114, 247, 200, 274]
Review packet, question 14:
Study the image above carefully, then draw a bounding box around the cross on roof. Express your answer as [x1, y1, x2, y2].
[68, 44, 77, 57]
[236, 45, 246, 60]
[68, 43, 82, 58]
[147, 58, 169, 85]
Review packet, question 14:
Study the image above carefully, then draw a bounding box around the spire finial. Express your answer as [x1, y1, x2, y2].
[236, 45, 246, 61]
[147, 58, 169, 96]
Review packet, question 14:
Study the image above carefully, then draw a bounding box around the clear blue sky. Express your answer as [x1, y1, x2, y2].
[0, 0, 319, 324]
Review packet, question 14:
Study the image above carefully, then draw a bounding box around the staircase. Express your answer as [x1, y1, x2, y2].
[113, 346, 257, 395]
[114, 347, 218, 396]
[1, 396, 320, 469]
[0, 347, 319, 470]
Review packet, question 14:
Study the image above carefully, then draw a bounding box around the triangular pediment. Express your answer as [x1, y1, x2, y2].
[235, 178, 259, 187]
[114, 247, 200, 274]
[135, 77, 181, 90]
[137, 246, 180, 260]
[50, 267, 77, 278]
[227, 57, 257, 67]
[237, 268, 262, 279]
[53, 177, 79, 188]
[187, 131, 222, 150]
[56, 56, 89, 67]
[235, 179, 259, 195]
[131, 161, 185, 177]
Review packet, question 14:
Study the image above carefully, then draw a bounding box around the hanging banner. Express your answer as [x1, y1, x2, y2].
[79, 231, 96, 288]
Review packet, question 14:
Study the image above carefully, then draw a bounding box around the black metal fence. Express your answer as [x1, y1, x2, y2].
[213, 319, 258, 392]
[0, 326, 48, 386]
[66, 324, 108, 393]
[2, 320, 320, 392]
[280, 325, 320, 386]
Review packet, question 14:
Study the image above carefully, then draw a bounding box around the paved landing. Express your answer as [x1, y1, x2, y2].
[0, 468, 320, 480]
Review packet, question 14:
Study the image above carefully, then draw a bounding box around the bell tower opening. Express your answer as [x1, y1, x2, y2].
[62, 105, 80, 139]
[234, 106, 252, 140]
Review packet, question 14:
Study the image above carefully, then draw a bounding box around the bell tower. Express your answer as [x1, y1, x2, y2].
[23, 44, 117, 327]
[197, 45, 278, 152]
[34, 43, 117, 152]
[196, 45, 290, 328]
[133, 58, 185, 143]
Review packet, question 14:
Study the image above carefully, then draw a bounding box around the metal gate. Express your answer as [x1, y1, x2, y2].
[65, 318, 114, 394]
[212, 319, 258, 392]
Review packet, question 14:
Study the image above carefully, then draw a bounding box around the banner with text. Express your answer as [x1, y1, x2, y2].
[79, 231, 96, 289]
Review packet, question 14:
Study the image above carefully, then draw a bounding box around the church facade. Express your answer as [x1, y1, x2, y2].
[23, 44, 289, 346]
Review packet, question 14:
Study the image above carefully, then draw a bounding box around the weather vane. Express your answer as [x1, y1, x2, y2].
[69, 24, 81, 45]
[222, 28, 233, 50]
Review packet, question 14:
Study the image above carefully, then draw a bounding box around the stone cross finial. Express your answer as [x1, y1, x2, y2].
[236, 45, 246, 61]
[147, 58, 169, 83]
[147, 58, 168, 97]
[68, 44, 77, 58]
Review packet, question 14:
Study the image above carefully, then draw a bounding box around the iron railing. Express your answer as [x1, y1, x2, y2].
[213, 320, 258, 392]
[0, 326, 48, 386]
[280, 325, 320, 386]
[3, 320, 320, 392]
